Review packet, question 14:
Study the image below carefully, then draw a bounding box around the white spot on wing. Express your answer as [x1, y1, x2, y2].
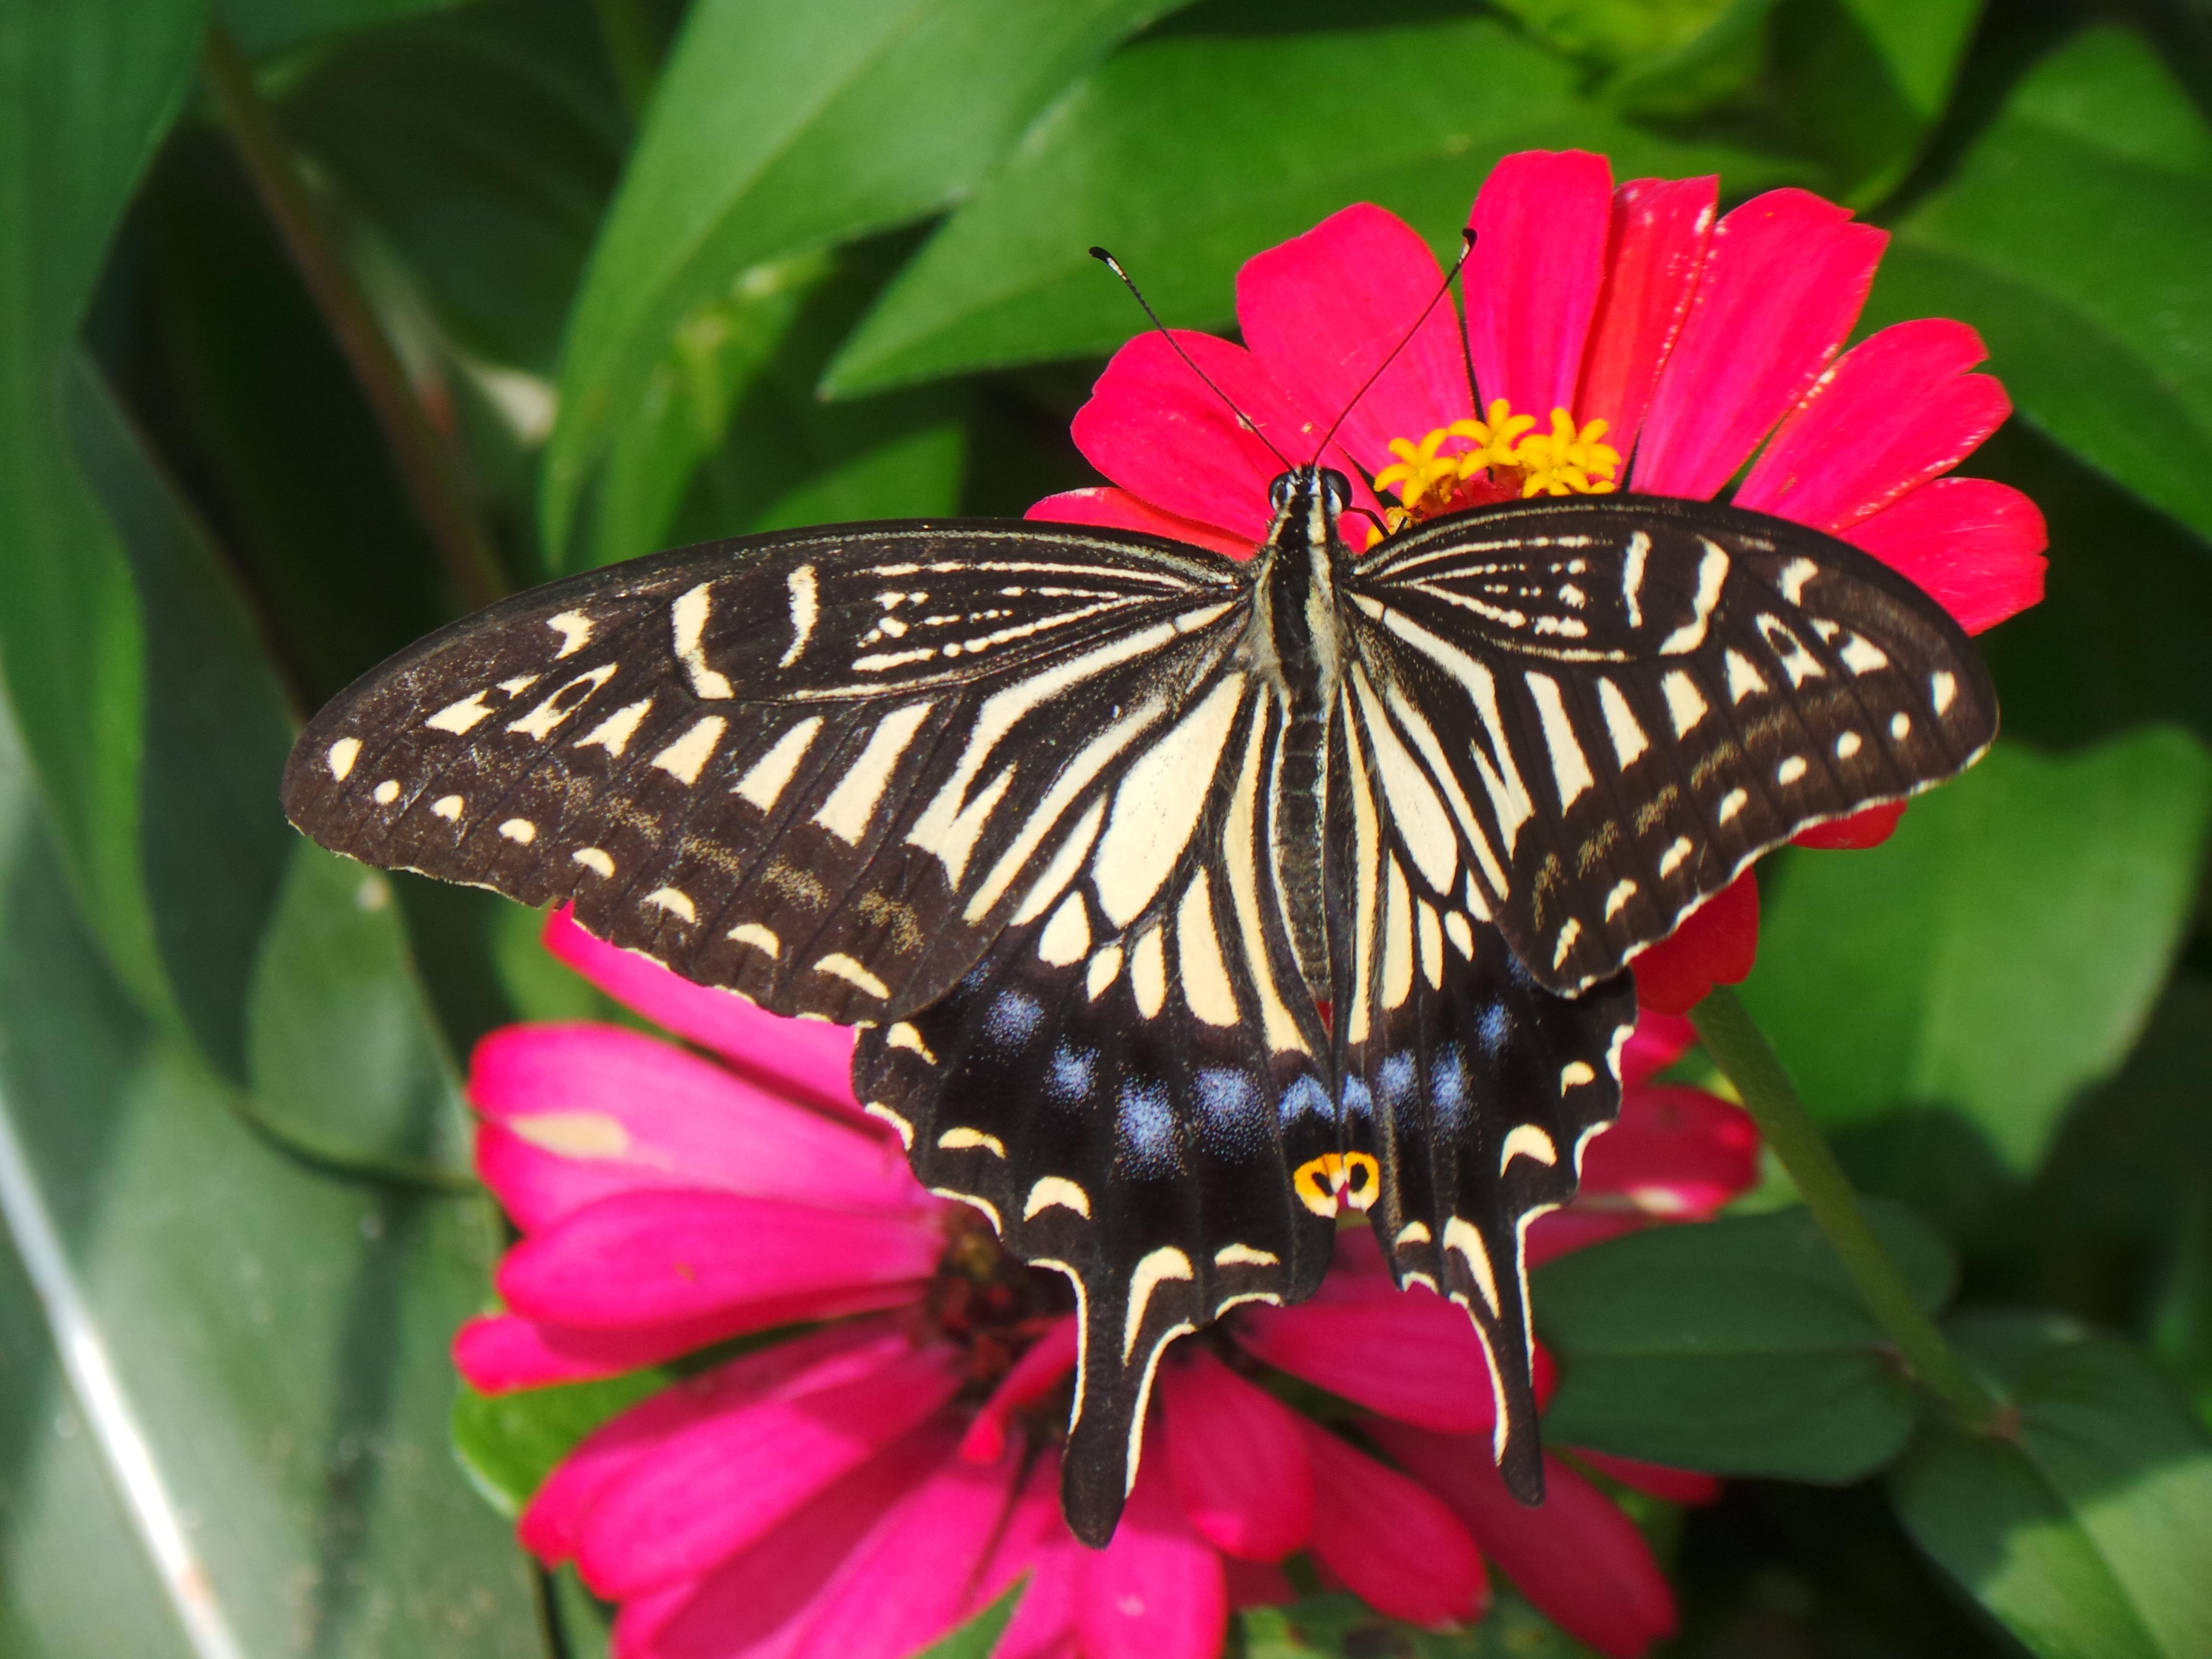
[1123, 1246, 1194, 1362]
[326, 737, 361, 779]
[1443, 1216, 1500, 1314]
[778, 565, 818, 669]
[645, 887, 696, 923]
[865, 1102, 914, 1148]
[1597, 678, 1647, 769]
[1215, 1243, 1278, 1267]
[652, 714, 728, 786]
[509, 664, 618, 739]
[432, 794, 464, 820]
[728, 922, 780, 958]
[1561, 1060, 1596, 1089]
[575, 697, 654, 757]
[672, 584, 733, 699]
[572, 847, 615, 878]
[1085, 945, 1122, 1001]
[1024, 1177, 1090, 1220]
[1718, 787, 1748, 824]
[1840, 635, 1889, 675]
[1778, 558, 1817, 605]
[1892, 712, 1912, 739]
[886, 1021, 933, 1060]
[1931, 670, 1958, 714]
[1662, 670, 1707, 736]
[938, 1127, 1006, 1157]
[1177, 874, 1238, 1027]
[1552, 915, 1582, 971]
[547, 611, 592, 658]
[1444, 911, 1475, 958]
[813, 702, 934, 843]
[1500, 1124, 1559, 1170]
[1526, 671, 1594, 810]
[1037, 895, 1091, 966]
[1658, 539, 1729, 653]
[814, 952, 889, 999]
[1837, 731, 1863, 759]
[1603, 878, 1637, 920]
[1724, 649, 1768, 703]
[1621, 531, 1648, 628]
[1093, 678, 1243, 929]
[734, 717, 822, 811]
[426, 691, 493, 733]
[1130, 926, 1167, 1019]
[1777, 755, 1808, 785]
[498, 818, 536, 843]
[1658, 836, 1693, 877]
[373, 780, 400, 805]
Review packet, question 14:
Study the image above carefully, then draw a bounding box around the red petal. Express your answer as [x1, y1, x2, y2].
[1629, 871, 1758, 1016]
[1843, 475, 2048, 635]
[1369, 1426, 1677, 1659]
[1304, 1420, 1487, 1627]
[1223, 1558, 1296, 1610]
[455, 1308, 807, 1394]
[1569, 1447, 1723, 1505]
[1576, 176, 1718, 454]
[496, 1190, 938, 1328]
[1631, 191, 1886, 500]
[961, 1315, 1079, 1463]
[1072, 332, 1377, 541]
[971, 1456, 1086, 1659]
[1159, 1347, 1314, 1561]
[1736, 319, 2010, 533]
[1525, 1211, 1649, 1269]
[782, 1440, 1025, 1659]
[1238, 202, 1474, 480]
[1620, 1008, 1696, 1084]
[1791, 799, 1907, 850]
[541, 909, 866, 1126]
[1578, 1083, 1760, 1217]
[1025, 487, 1254, 559]
[579, 1342, 964, 1596]
[471, 1023, 923, 1230]
[516, 1320, 908, 1563]
[1466, 151, 1615, 417]
[622, 1419, 957, 1659]
[1078, 1456, 1229, 1659]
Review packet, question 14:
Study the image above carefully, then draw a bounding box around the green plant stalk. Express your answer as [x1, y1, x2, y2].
[1691, 984, 2001, 1431]
[201, 24, 507, 613]
[591, 0, 663, 120]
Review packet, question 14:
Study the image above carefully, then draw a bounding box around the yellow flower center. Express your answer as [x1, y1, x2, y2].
[1367, 399, 1619, 546]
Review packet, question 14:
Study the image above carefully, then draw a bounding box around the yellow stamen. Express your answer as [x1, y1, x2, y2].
[1366, 398, 1618, 544]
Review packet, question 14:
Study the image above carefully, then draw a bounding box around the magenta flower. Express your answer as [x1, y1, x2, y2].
[458, 913, 1757, 1658]
[1030, 150, 2047, 1012]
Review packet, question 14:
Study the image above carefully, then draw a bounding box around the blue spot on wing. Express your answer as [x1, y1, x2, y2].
[1115, 1078, 1178, 1177]
[1047, 1043, 1096, 1107]
[1378, 1050, 1417, 1110]
[982, 988, 1043, 1051]
[1278, 1072, 1334, 1125]
[1431, 1040, 1471, 1130]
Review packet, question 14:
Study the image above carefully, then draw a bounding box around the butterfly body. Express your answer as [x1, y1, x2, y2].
[283, 473, 1995, 1546]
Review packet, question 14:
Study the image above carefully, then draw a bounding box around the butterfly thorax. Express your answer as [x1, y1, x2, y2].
[1247, 466, 1353, 997]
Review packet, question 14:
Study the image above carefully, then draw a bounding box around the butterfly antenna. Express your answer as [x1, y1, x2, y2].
[1090, 246, 1294, 472]
[1311, 229, 1477, 463]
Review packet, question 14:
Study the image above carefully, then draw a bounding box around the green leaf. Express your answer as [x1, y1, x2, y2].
[1890, 1316, 2212, 1659]
[1868, 27, 2212, 542]
[1742, 733, 2212, 1174]
[541, 0, 1180, 560]
[1767, 0, 1981, 203]
[281, 0, 631, 376]
[246, 844, 473, 1182]
[0, 709, 543, 1657]
[1535, 1200, 1956, 1480]
[912, 1577, 1028, 1659]
[823, 16, 1804, 397]
[0, 0, 207, 1013]
[451, 1370, 671, 1517]
[217, 0, 462, 59]
[1241, 1588, 1603, 1657]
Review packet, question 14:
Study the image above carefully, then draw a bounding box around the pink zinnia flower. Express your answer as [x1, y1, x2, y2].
[1031, 150, 2047, 1010]
[459, 913, 1756, 1658]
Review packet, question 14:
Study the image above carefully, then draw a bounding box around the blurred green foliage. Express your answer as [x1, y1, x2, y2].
[2, 0, 2210, 1654]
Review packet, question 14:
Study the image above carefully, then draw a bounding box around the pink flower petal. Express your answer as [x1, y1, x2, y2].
[1072, 332, 1379, 542]
[1631, 190, 1886, 500]
[471, 1023, 922, 1230]
[1466, 151, 1615, 419]
[1238, 202, 1474, 480]
[518, 1320, 908, 1563]
[456, 1308, 788, 1394]
[1569, 1448, 1722, 1506]
[1576, 177, 1718, 453]
[1736, 320, 2010, 533]
[961, 1316, 1079, 1463]
[1303, 1421, 1486, 1627]
[1792, 800, 1907, 850]
[1078, 1456, 1229, 1659]
[971, 1456, 1086, 1659]
[1159, 1346, 1313, 1561]
[580, 1341, 965, 1597]
[1628, 871, 1758, 1017]
[622, 1419, 958, 1659]
[1233, 1233, 1555, 1432]
[497, 1190, 938, 1329]
[1579, 1083, 1759, 1215]
[542, 909, 865, 1124]
[782, 1441, 1026, 1659]
[1025, 487, 1253, 559]
[1621, 1009, 1696, 1084]
[1368, 1425, 1677, 1659]
[1843, 475, 2047, 634]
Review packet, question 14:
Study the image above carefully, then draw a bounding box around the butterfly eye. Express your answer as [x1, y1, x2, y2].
[1320, 469, 1352, 514]
[1268, 473, 1298, 512]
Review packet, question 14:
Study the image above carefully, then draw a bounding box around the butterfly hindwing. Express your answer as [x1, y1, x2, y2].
[283, 522, 1241, 1021]
[1352, 495, 1998, 994]
[1331, 665, 1638, 1501]
[853, 679, 1338, 1546]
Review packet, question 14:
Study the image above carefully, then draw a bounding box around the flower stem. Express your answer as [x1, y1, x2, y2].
[1690, 984, 2000, 1431]
[201, 24, 508, 612]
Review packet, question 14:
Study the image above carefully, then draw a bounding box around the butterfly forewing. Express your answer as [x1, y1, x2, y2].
[853, 679, 1337, 1546]
[1352, 497, 1998, 994]
[283, 522, 1241, 1022]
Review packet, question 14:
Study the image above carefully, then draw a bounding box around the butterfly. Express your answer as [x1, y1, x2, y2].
[282, 466, 1995, 1545]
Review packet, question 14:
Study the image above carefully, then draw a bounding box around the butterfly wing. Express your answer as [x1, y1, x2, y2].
[853, 674, 1338, 1547]
[283, 521, 1241, 1022]
[1328, 657, 1638, 1503]
[1351, 496, 1998, 996]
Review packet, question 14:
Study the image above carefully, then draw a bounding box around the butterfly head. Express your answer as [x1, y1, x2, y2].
[1267, 465, 1352, 518]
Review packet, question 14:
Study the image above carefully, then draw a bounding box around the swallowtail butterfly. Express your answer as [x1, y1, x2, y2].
[283, 470, 1994, 1544]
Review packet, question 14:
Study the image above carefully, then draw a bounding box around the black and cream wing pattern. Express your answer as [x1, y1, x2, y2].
[283, 486, 1997, 1548]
